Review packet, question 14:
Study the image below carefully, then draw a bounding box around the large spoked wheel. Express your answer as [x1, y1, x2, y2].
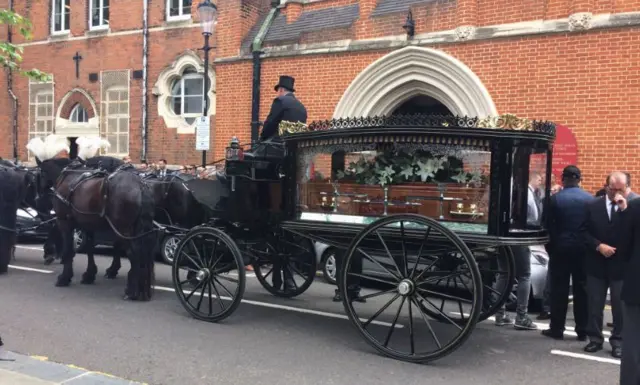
[252, 231, 317, 298]
[172, 227, 246, 322]
[339, 214, 483, 363]
[418, 245, 515, 323]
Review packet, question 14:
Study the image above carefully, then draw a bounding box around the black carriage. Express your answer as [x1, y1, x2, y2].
[171, 113, 555, 363]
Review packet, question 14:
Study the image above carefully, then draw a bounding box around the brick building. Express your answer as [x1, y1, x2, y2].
[1, 0, 639, 191]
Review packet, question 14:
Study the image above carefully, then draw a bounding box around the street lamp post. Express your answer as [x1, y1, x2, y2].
[197, 0, 217, 168]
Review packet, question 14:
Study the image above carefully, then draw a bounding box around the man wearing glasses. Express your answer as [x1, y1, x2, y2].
[581, 172, 638, 358]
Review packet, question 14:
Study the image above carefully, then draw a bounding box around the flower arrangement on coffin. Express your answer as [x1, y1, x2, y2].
[335, 150, 488, 187]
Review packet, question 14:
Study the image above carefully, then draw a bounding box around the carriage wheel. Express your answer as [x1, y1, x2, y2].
[340, 214, 482, 363]
[252, 231, 317, 298]
[418, 245, 515, 323]
[172, 227, 246, 322]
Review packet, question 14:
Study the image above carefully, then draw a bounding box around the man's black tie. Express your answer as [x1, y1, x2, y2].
[610, 202, 616, 223]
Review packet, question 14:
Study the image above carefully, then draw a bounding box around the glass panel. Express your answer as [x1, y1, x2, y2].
[118, 134, 129, 153]
[45, 106, 53, 116]
[119, 101, 129, 115]
[107, 102, 118, 115]
[297, 143, 491, 234]
[509, 145, 550, 231]
[119, 90, 128, 101]
[118, 117, 128, 132]
[64, 0, 70, 30]
[54, 0, 62, 31]
[91, 0, 100, 26]
[37, 106, 47, 117]
[172, 96, 182, 115]
[183, 96, 202, 114]
[36, 121, 45, 131]
[46, 94, 53, 103]
[182, 0, 192, 14]
[103, 0, 110, 25]
[108, 90, 119, 101]
[106, 134, 117, 151]
[171, 79, 182, 96]
[46, 121, 54, 132]
[36, 94, 47, 103]
[184, 117, 196, 125]
[184, 77, 203, 97]
[169, 0, 180, 16]
[107, 118, 118, 132]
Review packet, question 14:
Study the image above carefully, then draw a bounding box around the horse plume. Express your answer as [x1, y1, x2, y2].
[26, 137, 49, 161]
[77, 136, 111, 160]
[43, 134, 70, 160]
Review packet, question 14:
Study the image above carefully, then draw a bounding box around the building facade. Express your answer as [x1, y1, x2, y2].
[1, 0, 639, 191]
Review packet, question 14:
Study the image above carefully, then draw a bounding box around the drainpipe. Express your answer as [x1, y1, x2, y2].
[7, 0, 19, 160]
[250, 2, 280, 142]
[141, 0, 149, 161]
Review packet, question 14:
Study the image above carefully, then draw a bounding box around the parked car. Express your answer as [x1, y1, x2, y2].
[314, 242, 549, 310]
[16, 208, 53, 241]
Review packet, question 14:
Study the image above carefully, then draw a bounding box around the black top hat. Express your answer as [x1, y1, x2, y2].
[274, 75, 295, 92]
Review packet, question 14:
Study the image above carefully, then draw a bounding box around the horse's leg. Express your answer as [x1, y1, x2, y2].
[80, 232, 97, 284]
[55, 222, 75, 287]
[42, 224, 57, 265]
[138, 230, 157, 301]
[0, 230, 12, 275]
[123, 240, 140, 300]
[105, 242, 122, 279]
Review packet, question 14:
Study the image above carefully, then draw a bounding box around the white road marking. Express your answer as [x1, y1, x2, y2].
[7, 265, 54, 274]
[15, 245, 44, 251]
[60, 371, 92, 383]
[550, 350, 620, 365]
[448, 312, 612, 337]
[154, 285, 403, 328]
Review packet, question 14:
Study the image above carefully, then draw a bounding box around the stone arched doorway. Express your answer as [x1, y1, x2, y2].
[333, 46, 497, 118]
[55, 88, 99, 158]
[391, 95, 453, 116]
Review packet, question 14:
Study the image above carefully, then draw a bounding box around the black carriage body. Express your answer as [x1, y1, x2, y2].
[277, 114, 556, 249]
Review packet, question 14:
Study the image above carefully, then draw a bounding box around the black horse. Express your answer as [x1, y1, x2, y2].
[37, 157, 159, 300]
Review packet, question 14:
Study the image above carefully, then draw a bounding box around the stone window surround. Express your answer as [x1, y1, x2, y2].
[103, 87, 130, 156]
[89, 0, 110, 31]
[51, 0, 71, 36]
[166, 0, 193, 22]
[153, 51, 216, 134]
[55, 88, 100, 138]
[70, 104, 89, 123]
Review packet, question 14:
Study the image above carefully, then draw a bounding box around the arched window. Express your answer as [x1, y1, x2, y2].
[103, 87, 129, 155]
[170, 69, 204, 125]
[70, 104, 89, 123]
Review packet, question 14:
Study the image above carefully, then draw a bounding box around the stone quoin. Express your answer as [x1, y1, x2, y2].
[0, 0, 639, 191]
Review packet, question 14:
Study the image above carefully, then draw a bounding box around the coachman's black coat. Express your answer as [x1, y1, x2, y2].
[260, 93, 308, 141]
[0, 167, 25, 273]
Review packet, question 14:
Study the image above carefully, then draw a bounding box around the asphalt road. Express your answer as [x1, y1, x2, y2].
[1, 244, 620, 385]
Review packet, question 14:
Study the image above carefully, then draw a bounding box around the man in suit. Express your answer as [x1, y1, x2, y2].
[156, 159, 170, 178]
[581, 172, 638, 358]
[260, 75, 308, 141]
[542, 165, 593, 340]
[612, 189, 640, 385]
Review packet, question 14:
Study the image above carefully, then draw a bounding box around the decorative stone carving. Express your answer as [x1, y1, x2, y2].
[454, 26, 476, 41]
[568, 12, 593, 31]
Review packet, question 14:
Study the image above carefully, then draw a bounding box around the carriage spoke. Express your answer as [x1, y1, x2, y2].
[415, 293, 463, 331]
[261, 267, 274, 281]
[195, 281, 207, 311]
[215, 274, 239, 284]
[181, 251, 203, 270]
[411, 297, 442, 349]
[206, 281, 214, 316]
[209, 279, 226, 311]
[185, 280, 205, 302]
[347, 272, 396, 286]
[212, 276, 235, 298]
[417, 271, 464, 285]
[357, 288, 397, 301]
[407, 299, 415, 354]
[410, 226, 431, 279]
[413, 255, 446, 282]
[362, 293, 400, 328]
[357, 247, 402, 281]
[208, 239, 219, 268]
[287, 261, 310, 280]
[188, 240, 206, 268]
[375, 231, 403, 278]
[399, 221, 408, 277]
[418, 287, 473, 304]
[383, 296, 406, 348]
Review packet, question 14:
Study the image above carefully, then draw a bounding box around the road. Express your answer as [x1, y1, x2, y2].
[1, 244, 619, 385]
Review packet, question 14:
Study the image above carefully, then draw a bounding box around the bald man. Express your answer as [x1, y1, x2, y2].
[581, 171, 638, 358]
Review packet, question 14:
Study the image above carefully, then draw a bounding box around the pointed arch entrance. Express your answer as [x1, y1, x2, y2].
[333, 46, 497, 118]
[55, 88, 99, 158]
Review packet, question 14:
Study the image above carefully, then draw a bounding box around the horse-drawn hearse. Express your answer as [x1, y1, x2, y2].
[171, 113, 556, 363]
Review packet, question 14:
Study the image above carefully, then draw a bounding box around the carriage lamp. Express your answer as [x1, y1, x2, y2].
[197, 0, 218, 167]
[225, 136, 244, 161]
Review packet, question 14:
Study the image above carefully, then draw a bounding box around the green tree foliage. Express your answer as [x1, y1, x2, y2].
[0, 9, 51, 81]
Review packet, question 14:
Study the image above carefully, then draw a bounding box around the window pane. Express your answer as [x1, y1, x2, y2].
[103, 0, 110, 25]
[36, 94, 46, 103]
[183, 96, 202, 114]
[119, 91, 128, 101]
[119, 102, 129, 115]
[169, 0, 180, 16]
[118, 117, 128, 132]
[64, 0, 70, 30]
[171, 80, 182, 97]
[107, 90, 119, 101]
[91, 0, 100, 26]
[106, 134, 117, 151]
[46, 121, 54, 132]
[182, 0, 192, 14]
[185, 117, 196, 125]
[172, 96, 182, 115]
[107, 118, 117, 132]
[184, 77, 203, 97]
[118, 135, 129, 153]
[46, 94, 53, 103]
[36, 121, 45, 131]
[54, 0, 62, 30]
[45, 106, 52, 116]
[107, 103, 117, 115]
[37, 106, 47, 117]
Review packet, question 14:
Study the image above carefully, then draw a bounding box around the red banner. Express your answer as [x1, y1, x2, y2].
[551, 124, 578, 180]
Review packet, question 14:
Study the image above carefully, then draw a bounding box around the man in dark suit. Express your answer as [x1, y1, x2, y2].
[155, 159, 171, 178]
[541, 165, 593, 341]
[260, 75, 308, 141]
[581, 172, 638, 358]
[612, 190, 640, 385]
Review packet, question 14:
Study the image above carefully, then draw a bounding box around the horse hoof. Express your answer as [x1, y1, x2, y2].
[104, 271, 118, 279]
[43, 257, 54, 266]
[55, 280, 71, 287]
[80, 278, 95, 285]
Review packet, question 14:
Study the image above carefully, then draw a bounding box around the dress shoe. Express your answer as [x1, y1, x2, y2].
[332, 290, 366, 303]
[536, 311, 551, 320]
[611, 347, 622, 359]
[576, 333, 587, 342]
[541, 329, 564, 340]
[584, 342, 603, 353]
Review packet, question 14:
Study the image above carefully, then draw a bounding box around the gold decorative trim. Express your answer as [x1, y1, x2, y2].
[477, 113, 533, 131]
[278, 120, 309, 136]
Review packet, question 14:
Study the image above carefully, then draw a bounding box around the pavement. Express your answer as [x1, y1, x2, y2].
[1, 243, 620, 385]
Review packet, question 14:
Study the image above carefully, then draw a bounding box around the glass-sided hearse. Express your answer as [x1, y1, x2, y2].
[171, 113, 555, 364]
